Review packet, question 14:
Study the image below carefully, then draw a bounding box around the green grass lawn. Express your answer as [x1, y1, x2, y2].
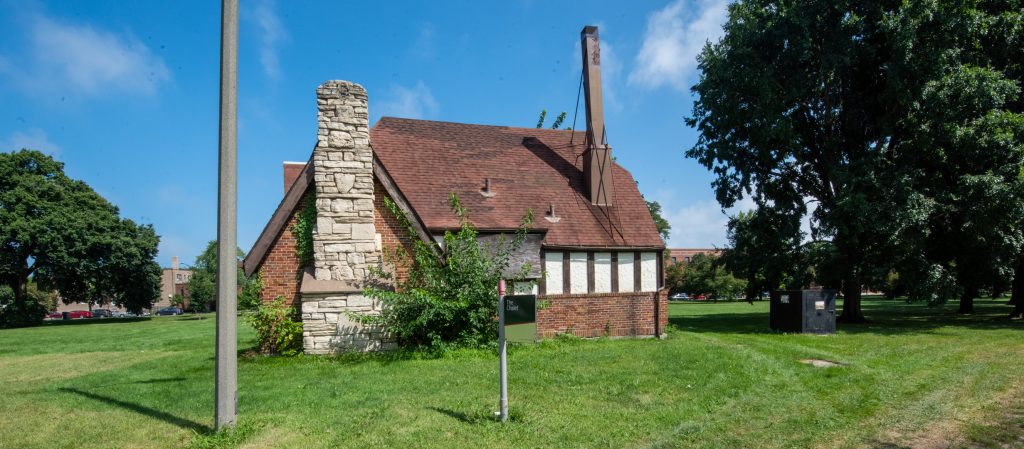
[1, 299, 1021, 449]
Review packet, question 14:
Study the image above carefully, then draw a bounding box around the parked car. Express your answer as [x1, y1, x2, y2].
[693, 294, 707, 301]
[156, 307, 183, 316]
[669, 293, 689, 300]
[47, 311, 62, 319]
[92, 309, 113, 318]
[67, 310, 92, 319]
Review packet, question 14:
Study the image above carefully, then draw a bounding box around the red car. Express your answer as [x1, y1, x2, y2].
[49, 310, 92, 319]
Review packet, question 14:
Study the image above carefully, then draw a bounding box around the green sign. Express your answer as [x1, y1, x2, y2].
[504, 294, 536, 343]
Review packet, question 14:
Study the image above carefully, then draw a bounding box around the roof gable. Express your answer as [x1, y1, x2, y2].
[370, 117, 664, 249]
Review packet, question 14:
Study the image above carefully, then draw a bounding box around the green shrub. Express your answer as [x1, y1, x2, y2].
[239, 272, 263, 311]
[247, 296, 303, 356]
[0, 285, 47, 328]
[364, 193, 532, 349]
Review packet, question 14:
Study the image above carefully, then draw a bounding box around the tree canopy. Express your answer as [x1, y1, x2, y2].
[687, 0, 1024, 320]
[666, 253, 746, 300]
[186, 240, 260, 312]
[0, 149, 161, 315]
[646, 200, 671, 242]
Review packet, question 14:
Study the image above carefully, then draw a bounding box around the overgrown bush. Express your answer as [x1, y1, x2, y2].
[239, 273, 263, 311]
[0, 285, 49, 328]
[247, 296, 303, 356]
[364, 193, 532, 349]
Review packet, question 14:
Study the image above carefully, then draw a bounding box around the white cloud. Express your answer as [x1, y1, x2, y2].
[11, 15, 171, 96]
[252, 0, 288, 80]
[374, 81, 439, 120]
[1, 128, 62, 156]
[656, 191, 755, 248]
[629, 0, 729, 91]
[412, 24, 435, 60]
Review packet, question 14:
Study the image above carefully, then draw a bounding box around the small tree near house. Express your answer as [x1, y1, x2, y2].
[363, 193, 534, 349]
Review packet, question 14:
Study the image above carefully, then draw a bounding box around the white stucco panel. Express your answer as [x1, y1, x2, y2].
[618, 252, 634, 292]
[544, 252, 563, 295]
[570, 252, 588, 294]
[640, 252, 657, 292]
[594, 252, 611, 293]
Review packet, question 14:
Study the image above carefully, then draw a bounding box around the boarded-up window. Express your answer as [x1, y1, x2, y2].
[640, 252, 657, 292]
[617, 251, 634, 292]
[594, 252, 611, 293]
[569, 252, 587, 294]
[544, 252, 563, 294]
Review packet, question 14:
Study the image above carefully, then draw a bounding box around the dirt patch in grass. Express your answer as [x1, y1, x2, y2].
[800, 358, 846, 368]
[870, 385, 1024, 449]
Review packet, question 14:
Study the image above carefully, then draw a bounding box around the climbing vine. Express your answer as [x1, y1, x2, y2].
[292, 191, 317, 266]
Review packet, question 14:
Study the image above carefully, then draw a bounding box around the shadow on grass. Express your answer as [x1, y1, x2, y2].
[427, 406, 480, 424]
[427, 406, 524, 424]
[133, 377, 187, 385]
[42, 317, 152, 326]
[59, 387, 211, 433]
[672, 299, 1022, 336]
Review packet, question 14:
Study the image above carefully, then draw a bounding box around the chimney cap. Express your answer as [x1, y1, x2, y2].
[582, 25, 598, 36]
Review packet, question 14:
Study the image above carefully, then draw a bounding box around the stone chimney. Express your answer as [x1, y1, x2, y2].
[581, 25, 615, 206]
[171, 256, 179, 271]
[312, 81, 378, 283]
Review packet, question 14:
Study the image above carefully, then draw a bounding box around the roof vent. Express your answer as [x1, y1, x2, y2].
[480, 178, 495, 198]
[544, 204, 561, 223]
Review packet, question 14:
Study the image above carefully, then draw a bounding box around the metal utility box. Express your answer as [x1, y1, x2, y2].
[770, 290, 836, 334]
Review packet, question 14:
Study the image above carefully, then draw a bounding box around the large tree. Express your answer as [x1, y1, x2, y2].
[186, 240, 259, 312]
[723, 208, 805, 300]
[686, 0, 1020, 322]
[0, 150, 161, 314]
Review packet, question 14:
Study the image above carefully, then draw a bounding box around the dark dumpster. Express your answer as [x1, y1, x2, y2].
[770, 290, 836, 334]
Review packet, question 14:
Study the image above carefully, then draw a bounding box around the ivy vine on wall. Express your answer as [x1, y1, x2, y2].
[292, 191, 317, 266]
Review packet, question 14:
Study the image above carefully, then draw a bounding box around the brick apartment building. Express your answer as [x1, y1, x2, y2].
[243, 26, 666, 353]
[668, 248, 724, 265]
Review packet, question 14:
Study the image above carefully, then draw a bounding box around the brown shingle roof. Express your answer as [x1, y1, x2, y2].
[371, 117, 664, 249]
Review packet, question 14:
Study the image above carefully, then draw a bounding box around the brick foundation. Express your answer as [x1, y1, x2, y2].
[536, 290, 668, 338]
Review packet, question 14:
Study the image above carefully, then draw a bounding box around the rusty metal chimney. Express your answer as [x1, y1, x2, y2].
[581, 25, 614, 206]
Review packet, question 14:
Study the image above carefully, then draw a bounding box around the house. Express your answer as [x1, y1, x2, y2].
[243, 26, 667, 354]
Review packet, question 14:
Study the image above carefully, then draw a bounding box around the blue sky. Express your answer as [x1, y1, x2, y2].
[0, 0, 748, 268]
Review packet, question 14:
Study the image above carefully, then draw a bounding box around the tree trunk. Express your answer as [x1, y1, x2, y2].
[1010, 258, 1023, 306]
[1010, 259, 1023, 318]
[957, 288, 975, 315]
[10, 277, 28, 308]
[838, 274, 867, 323]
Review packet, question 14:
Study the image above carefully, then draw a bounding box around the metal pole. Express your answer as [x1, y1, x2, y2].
[497, 279, 508, 422]
[215, 0, 238, 431]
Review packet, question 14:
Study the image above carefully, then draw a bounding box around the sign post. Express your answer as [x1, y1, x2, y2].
[497, 278, 509, 422]
[496, 279, 508, 422]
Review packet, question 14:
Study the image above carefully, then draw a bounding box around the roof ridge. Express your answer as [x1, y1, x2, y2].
[374, 116, 586, 135]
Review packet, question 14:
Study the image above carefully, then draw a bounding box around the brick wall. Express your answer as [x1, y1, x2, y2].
[258, 190, 310, 307]
[536, 290, 668, 338]
[373, 180, 418, 286]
